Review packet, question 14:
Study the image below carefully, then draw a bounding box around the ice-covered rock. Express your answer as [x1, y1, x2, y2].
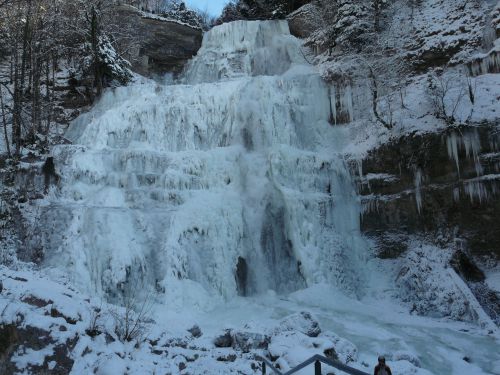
[188, 325, 203, 338]
[232, 331, 270, 352]
[395, 241, 497, 329]
[213, 329, 233, 348]
[274, 311, 321, 337]
[213, 329, 269, 352]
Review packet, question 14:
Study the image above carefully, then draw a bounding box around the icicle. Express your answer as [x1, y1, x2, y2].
[414, 168, 423, 214]
[329, 85, 337, 125]
[446, 129, 483, 177]
[446, 132, 461, 176]
[464, 180, 488, 204]
[361, 196, 379, 214]
[355, 158, 364, 186]
[468, 50, 500, 76]
[462, 130, 483, 176]
[328, 81, 354, 125]
[344, 84, 354, 123]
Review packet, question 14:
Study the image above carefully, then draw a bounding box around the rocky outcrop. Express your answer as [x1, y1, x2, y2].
[0, 324, 76, 375]
[356, 124, 500, 261]
[355, 124, 500, 324]
[287, 3, 322, 39]
[114, 5, 203, 76]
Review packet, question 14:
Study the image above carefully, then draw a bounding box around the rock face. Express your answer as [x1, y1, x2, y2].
[356, 124, 500, 324]
[356, 124, 500, 261]
[0, 324, 75, 375]
[115, 5, 203, 76]
[287, 3, 322, 39]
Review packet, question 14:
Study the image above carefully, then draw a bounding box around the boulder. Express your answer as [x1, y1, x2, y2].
[287, 3, 322, 39]
[213, 329, 232, 348]
[275, 311, 321, 337]
[188, 325, 202, 338]
[232, 331, 269, 352]
[213, 329, 269, 352]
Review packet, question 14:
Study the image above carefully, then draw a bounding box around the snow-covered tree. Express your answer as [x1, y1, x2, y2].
[217, 0, 310, 23]
[0, 0, 133, 156]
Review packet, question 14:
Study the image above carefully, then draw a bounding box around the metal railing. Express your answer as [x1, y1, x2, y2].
[258, 354, 370, 375]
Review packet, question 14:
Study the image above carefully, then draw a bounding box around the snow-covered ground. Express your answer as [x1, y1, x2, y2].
[1, 264, 499, 374]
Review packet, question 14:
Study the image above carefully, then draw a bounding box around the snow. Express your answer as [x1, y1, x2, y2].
[2, 265, 499, 375]
[12, 346, 55, 372]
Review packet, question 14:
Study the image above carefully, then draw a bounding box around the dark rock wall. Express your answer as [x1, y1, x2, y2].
[355, 124, 500, 260]
[115, 5, 203, 77]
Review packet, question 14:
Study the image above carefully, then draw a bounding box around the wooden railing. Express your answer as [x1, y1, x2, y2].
[258, 354, 370, 375]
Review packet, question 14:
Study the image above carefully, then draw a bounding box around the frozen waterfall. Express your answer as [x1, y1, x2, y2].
[41, 20, 368, 308]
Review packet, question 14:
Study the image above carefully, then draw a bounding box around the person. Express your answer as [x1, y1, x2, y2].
[374, 356, 392, 375]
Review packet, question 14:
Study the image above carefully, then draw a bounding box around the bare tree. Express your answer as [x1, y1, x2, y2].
[426, 71, 474, 126]
[0, 0, 133, 157]
[111, 280, 156, 343]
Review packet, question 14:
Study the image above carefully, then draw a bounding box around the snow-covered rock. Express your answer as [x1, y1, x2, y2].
[395, 241, 496, 330]
[273, 311, 321, 337]
[114, 4, 203, 76]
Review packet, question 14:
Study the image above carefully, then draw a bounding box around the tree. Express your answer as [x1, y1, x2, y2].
[0, 0, 132, 157]
[111, 280, 156, 343]
[217, 0, 310, 23]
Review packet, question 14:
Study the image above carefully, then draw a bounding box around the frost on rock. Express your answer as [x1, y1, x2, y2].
[400, 0, 488, 69]
[273, 311, 321, 338]
[395, 241, 496, 328]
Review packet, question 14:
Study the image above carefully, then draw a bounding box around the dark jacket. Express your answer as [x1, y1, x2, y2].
[374, 364, 392, 375]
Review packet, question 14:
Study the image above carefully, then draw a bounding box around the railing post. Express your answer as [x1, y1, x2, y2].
[315, 360, 321, 375]
[262, 361, 266, 375]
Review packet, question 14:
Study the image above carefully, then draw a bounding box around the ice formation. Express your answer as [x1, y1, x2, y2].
[40, 21, 368, 307]
[445, 129, 483, 177]
[414, 168, 423, 214]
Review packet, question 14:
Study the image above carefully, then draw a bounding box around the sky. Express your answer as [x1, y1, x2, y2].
[184, 0, 230, 16]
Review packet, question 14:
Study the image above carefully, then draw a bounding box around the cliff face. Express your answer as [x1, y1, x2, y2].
[354, 124, 500, 324]
[115, 5, 203, 77]
[356, 125, 500, 261]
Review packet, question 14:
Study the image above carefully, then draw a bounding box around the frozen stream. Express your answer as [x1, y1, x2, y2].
[181, 287, 500, 375]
